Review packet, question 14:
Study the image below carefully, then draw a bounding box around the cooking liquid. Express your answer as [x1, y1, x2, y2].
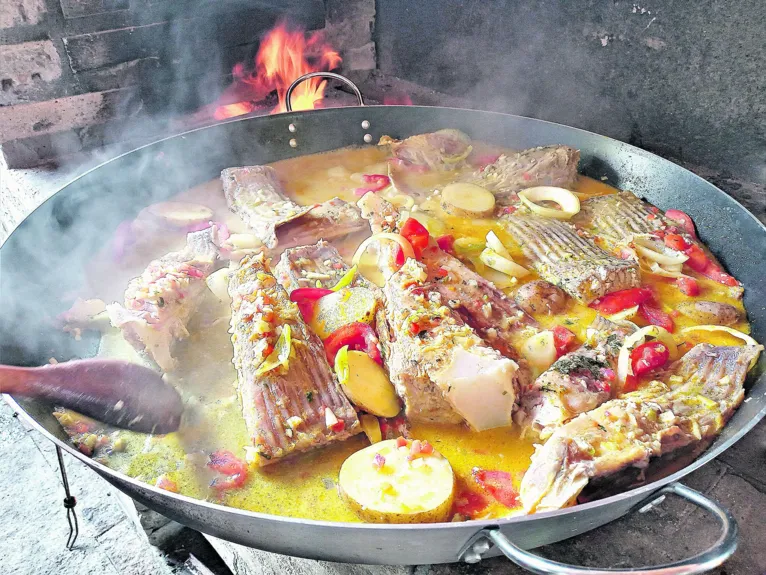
[73, 144, 748, 523]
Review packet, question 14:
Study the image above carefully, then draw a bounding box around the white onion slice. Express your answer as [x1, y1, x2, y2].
[680, 325, 761, 369]
[633, 236, 688, 265]
[518, 186, 581, 220]
[617, 325, 679, 385]
[479, 248, 530, 278]
[485, 230, 512, 259]
[605, 305, 639, 322]
[352, 233, 415, 269]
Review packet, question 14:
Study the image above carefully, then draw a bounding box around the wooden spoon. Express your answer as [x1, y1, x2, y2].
[0, 359, 183, 434]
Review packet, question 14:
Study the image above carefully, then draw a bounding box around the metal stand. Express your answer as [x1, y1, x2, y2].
[55, 445, 79, 550]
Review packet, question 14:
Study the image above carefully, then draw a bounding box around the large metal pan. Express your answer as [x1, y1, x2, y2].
[2, 74, 765, 574]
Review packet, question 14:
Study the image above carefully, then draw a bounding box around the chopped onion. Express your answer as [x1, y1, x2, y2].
[352, 233, 415, 268]
[680, 325, 761, 369]
[479, 248, 530, 278]
[633, 235, 688, 265]
[485, 230, 511, 259]
[617, 325, 678, 385]
[518, 186, 581, 220]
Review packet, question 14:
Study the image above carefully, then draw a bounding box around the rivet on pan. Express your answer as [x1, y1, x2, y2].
[363, 133, 373, 143]
[463, 551, 482, 564]
[361, 120, 370, 129]
[288, 123, 297, 133]
[289, 138, 298, 148]
[472, 540, 491, 554]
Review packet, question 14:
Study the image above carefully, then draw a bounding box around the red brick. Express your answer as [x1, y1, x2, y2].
[0, 0, 47, 29]
[0, 40, 63, 106]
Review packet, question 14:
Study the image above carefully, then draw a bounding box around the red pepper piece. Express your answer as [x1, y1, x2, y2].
[682, 245, 739, 286]
[589, 287, 654, 315]
[663, 233, 690, 252]
[436, 234, 455, 255]
[472, 468, 520, 509]
[630, 341, 670, 377]
[665, 209, 697, 238]
[400, 217, 431, 259]
[675, 277, 700, 296]
[323, 322, 383, 366]
[290, 287, 334, 320]
[354, 174, 391, 196]
[552, 325, 577, 358]
[638, 302, 675, 332]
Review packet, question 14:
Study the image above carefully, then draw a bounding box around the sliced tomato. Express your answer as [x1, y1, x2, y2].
[683, 244, 709, 272]
[290, 287, 333, 320]
[702, 267, 739, 287]
[323, 322, 383, 366]
[472, 468, 520, 509]
[552, 325, 576, 357]
[665, 209, 697, 238]
[682, 245, 739, 286]
[638, 302, 675, 332]
[663, 233, 690, 252]
[400, 217, 430, 259]
[675, 277, 700, 296]
[630, 341, 670, 377]
[453, 488, 490, 517]
[589, 287, 654, 315]
[436, 234, 455, 255]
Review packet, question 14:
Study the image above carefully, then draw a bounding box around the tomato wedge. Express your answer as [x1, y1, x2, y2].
[630, 341, 670, 377]
[638, 302, 675, 332]
[665, 209, 697, 238]
[290, 288, 333, 320]
[675, 277, 700, 296]
[682, 245, 739, 286]
[590, 287, 653, 315]
[663, 233, 690, 252]
[436, 234, 455, 255]
[400, 217, 430, 259]
[552, 325, 576, 357]
[472, 468, 520, 509]
[323, 322, 383, 366]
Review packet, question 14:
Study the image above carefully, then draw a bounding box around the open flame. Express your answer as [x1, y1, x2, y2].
[214, 21, 341, 120]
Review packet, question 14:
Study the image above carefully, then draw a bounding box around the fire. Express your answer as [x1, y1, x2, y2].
[213, 21, 341, 120]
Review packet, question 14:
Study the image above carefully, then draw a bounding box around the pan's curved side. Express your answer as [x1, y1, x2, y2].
[2, 106, 765, 563]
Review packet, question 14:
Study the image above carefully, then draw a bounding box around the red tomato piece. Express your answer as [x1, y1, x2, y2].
[683, 244, 709, 272]
[208, 450, 247, 476]
[472, 468, 520, 509]
[436, 234, 455, 255]
[665, 209, 697, 238]
[623, 374, 638, 393]
[353, 174, 391, 196]
[290, 287, 334, 320]
[682, 245, 740, 286]
[323, 322, 383, 366]
[638, 302, 675, 332]
[703, 267, 739, 287]
[453, 488, 490, 517]
[675, 277, 700, 296]
[589, 287, 654, 315]
[155, 474, 179, 493]
[400, 217, 430, 259]
[663, 233, 690, 252]
[630, 341, 670, 377]
[552, 325, 577, 357]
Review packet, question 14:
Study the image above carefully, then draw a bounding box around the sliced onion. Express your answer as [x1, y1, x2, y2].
[518, 186, 581, 220]
[352, 233, 415, 268]
[389, 194, 415, 210]
[633, 236, 688, 265]
[479, 248, 530, 278]
[605, 305, 639, 322]
[617, 325, 679, 385]
[485, 230, 511, 259]
[641, 260, 693, 279]
[479, 266, 517, 289]
[680, 325, 761, 369]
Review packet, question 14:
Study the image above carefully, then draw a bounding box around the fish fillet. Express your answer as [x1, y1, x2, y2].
[520, 343, 761, 513]
[229, 253, 360, 466]
[380, 129, 473, 171]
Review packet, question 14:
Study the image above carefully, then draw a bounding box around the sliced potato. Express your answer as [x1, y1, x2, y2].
[335, 348, 401, 417]
[441, 183, 496, 218]
[205, 268, 232, 302]
[309, 287, 379, 340]
[360, 414, 383, 444]
[339, 439, 455, 523]
[146, 201, 213, 229]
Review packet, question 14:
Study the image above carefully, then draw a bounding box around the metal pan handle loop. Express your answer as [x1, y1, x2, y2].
[285, 72, 365, 112]
[461, 483, 737, 574]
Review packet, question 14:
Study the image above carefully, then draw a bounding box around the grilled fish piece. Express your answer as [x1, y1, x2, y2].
[419, 246, 536, 363]
[380, 129, 473, 171]
[384, 259, 520, 430]
[229, 253, 360, 466]
[465, 146, 579, 199]
[501, 214, 640, 304]
[106, 227, 218, 372]
[520, 316, 635, 438]
[222, 166, 365, 250]
[520, 343, 761, 513]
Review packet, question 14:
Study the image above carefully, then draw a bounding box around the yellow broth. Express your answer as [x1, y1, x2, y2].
[69, 142, 749, 523]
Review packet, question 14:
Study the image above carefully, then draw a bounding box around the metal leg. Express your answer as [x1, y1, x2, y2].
[55, 445, 79, 550]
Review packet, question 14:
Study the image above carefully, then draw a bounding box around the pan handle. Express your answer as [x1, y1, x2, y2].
[285, 72, 365, 112]
[460, 483, 737, 574]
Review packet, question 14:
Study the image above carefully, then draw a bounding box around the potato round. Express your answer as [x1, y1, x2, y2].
[339, 439, 455, 523]
[441, 183, 496, 218]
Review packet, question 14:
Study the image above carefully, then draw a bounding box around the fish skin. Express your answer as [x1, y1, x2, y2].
[520, 316, 635, 438]
[380, 129, 473, 171]
[229, 253, 359, 466]
[519, 343, 762, 513]
[501, 214, 640, 304]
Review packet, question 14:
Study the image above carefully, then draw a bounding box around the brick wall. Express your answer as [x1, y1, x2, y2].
[0, 0, 327, 168]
